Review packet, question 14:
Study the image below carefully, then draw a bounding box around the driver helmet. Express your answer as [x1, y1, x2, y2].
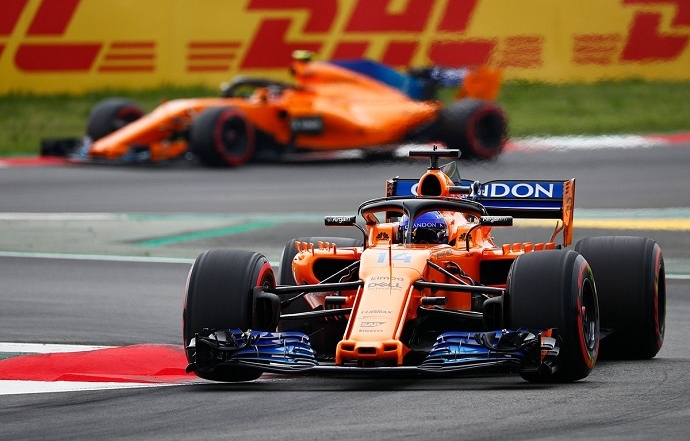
[399, 211, 449, 244]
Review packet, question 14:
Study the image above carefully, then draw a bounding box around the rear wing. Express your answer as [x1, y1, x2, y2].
[386, 177, 576, 246]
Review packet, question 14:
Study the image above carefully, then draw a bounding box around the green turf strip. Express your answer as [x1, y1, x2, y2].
[134, 220, 278, 247]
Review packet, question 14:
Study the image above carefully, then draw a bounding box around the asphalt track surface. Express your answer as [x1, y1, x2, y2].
[1, 144, 689, 440]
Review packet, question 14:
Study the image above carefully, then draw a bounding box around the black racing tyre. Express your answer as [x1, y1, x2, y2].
[86, 98, 144, 141]
[189, 107, 256, 167]
[278, 236, 364, 286]
[436, 99, 507, 160]
[575, 236, 665, 360]
[506, 250, 599, 383]
[362, 147, 397, 162]
[183, 249, 276, 382]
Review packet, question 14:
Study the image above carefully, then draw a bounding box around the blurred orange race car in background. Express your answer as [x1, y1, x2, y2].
[41, 51, 508, 167]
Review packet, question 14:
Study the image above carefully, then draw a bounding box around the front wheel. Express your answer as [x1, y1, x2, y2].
[189, 107, 256, 167]
[86, 98, 144, 141]
[575, 236, 665, 359]
[506, 250, 599, 383]
[183, 249, 276, 382]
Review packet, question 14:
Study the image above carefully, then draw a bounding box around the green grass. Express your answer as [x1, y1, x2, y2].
[497, 80, 690, 138]
[0, 86, 214, 157]
[1, 80, 689, 156]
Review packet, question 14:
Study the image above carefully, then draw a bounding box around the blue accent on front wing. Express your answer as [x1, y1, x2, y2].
[68, 138, 153, 164]
[421, 330, 528, 369]
[196, 329, 550, 375]
[70, 138, 92, 160]
[199, 329, 317, 368]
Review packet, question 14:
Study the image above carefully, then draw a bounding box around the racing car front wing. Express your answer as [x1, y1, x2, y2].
[186, 328, 560, 378]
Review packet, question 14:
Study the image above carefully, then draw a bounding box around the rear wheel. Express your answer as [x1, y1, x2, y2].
[575, 236, 665, 359]
[436, 99, 507, 159]
[506, 250, 599, 382]
[190, 107, 256, 167]
[183, 249, 275, 382]
[86, 98, 144, 140]
[362, 146, 397, 162]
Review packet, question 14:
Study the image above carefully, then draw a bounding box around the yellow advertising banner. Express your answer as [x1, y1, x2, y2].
[1, 0, 689, 94]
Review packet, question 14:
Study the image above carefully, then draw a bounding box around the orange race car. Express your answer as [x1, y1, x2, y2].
[41, 51, 508, 166]
[183, 148, 665, 383]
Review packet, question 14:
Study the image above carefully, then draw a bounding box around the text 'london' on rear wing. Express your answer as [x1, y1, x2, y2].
[386, 177, 576, 246]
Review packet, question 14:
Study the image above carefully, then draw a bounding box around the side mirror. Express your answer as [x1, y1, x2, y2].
[324, 215, 357, 226]
[324, 215, 368, 248]
[464, 216, 514, 251]
[479, 215, 513, 227]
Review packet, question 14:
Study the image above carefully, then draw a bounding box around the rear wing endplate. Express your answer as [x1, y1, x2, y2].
[387, 177, 576, 246]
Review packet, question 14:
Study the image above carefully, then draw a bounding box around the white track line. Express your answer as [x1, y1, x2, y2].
[0, 342, 112, 354]
[0, 380, 173, 396]
[508, 134, 665, 151]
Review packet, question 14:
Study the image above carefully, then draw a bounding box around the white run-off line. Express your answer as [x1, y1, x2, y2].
[0, 380, 173, 396]
[507, 134, 667, 150]
[0, 342, 284, 396]
[0, 343, 177, 396]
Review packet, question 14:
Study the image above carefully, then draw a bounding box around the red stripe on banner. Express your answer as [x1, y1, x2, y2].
[26, 0, 81, 36]
[0, 0, 29, 35]
[15, 43, 100, 71]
